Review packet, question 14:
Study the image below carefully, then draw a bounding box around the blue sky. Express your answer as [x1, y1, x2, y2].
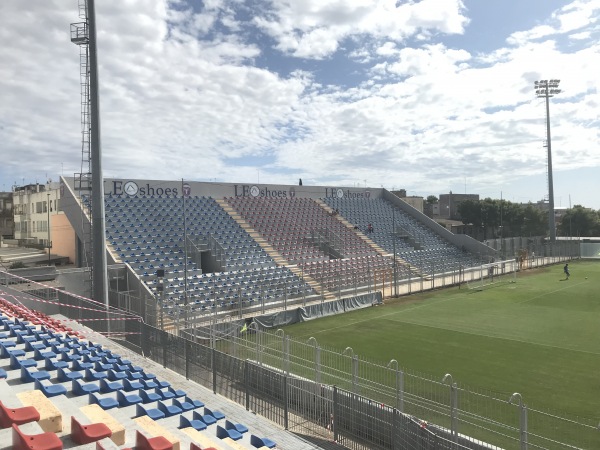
[0, 0, 598, 209]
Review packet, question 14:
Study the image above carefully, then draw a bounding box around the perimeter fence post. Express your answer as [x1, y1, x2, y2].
[212, 347, 217, 394]
[333, 385, 339, 443]
[162, 330, 168, 368]
[510, 393, 528, 450]
[388, 359, 404, 412]
[443, 374, 458, 443]
[392, 408, 399, 450]
[244, 359, 250, 411]
[283, 374, 289, 430]
[284, 336, 290, 375]
[352, 355, 358, 394]
[308, 337, 321, 385]
[185, 340, 190, 379]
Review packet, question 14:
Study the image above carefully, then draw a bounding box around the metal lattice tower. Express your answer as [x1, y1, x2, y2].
[71, 0, 94, 295]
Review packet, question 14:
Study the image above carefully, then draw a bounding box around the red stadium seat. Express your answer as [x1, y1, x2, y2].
[190, 444, 218, 450]
[12, 423, 63, 450]
[135, 429, 173, 450]
[71, 416, 112, 444]
[0, 400, 40, 429]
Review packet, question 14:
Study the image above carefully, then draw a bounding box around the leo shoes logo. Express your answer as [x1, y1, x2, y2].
[234, 184, 294, 198]
[324, 188, 371, 199]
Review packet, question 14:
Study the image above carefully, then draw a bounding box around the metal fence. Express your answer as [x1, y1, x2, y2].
[1, 237, 593, 449]
[220, 325, 600, 449]
[133, 322, 496, 450]
[131, 319, 600, 449]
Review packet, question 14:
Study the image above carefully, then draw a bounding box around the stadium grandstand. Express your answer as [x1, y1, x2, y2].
[0, 176, 583, 449]
[60, 177, 496, 326]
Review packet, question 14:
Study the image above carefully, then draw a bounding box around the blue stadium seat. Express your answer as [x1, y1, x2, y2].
[57, 367, 83, 382]
[72, 379, 99, 396]
[226, 419, 248, 434]
[85, 368, 108, 381]
[99, 378, 122, 393]
[35, 379, 67, 397]
[250, 434, 277, 448]
[44, 356, 68, 371]
[135, 403, 164, 421]
[138, 388, 161, 403]
[179, 414, 207, 431]
[20, 367, 51, 383]
[117, 390, 143, 407]
[122, 377, 143, 391]
[89, 392, 118, 410]
[10, 354, 36, 370]
[173, 397, 195, 412]
[107, 368, 128, 381]
[157, 400, 182, 417]
[217, 424, 242, 441]
[204, 406, 225, 421]
[192, 410, 215, 426]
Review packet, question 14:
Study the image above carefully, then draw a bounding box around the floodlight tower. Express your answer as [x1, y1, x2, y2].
[71, 0, 109, 309]
[534, 79, 561, 242]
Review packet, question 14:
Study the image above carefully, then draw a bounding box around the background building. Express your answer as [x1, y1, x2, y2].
[438, 192, 479, 220]
[12, 182, 75, 263]
[390, 189, 424, 213]
[0, 192, 13, 240]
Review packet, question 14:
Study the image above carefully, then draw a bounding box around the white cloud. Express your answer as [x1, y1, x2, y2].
[507, 0, 600, 45]
[254, 0, 469, 59]
[569, 31, 591, 40]
[0, 0, 599, 209]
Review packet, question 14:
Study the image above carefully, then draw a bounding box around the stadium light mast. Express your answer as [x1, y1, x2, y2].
[534, 79, 561, 242]
[71, 0, 109, 310]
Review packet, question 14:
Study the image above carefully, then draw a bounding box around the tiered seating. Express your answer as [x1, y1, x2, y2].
[158, 266, 313, 318]
[227, 197, 378, 264]
[105, 196, 273, 278]
[301, 254, 405, 292]
[324, 197, 480, 273]
[1, 306, 278, 450]
[104, 196, 313, 313]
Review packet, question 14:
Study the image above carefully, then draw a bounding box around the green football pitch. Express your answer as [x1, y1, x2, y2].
[282, 259, 600, 431]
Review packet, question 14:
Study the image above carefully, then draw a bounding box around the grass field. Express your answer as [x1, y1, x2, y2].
[280, 259, 600, 445]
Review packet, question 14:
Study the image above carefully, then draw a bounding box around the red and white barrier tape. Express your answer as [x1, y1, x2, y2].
[0, 290, 137, 317]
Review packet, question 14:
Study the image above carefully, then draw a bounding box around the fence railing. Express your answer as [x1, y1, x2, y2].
[217, 325, 599, 449]
[1, 239, 593, 449]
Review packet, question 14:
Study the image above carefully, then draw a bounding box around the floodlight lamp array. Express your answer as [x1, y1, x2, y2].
[534, 79, 561, 97]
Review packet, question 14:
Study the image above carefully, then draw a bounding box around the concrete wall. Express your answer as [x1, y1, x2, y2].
[50, 214, 76, 264]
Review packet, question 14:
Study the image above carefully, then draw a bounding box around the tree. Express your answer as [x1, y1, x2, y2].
[558, 206, 600, 237]
[457, 200, 481, 226]
[426, 195, 438, 204]
[457, 199, 548, 239]
[521, 204, 547, 237]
